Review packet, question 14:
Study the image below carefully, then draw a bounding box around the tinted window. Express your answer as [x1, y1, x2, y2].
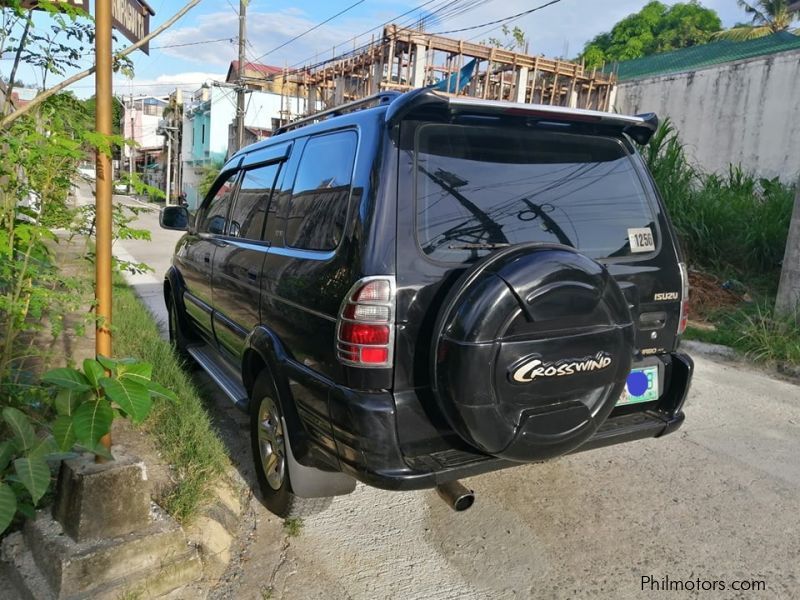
[414, 124, 657, 263]
[286, 131, 357, 250]
[199, 172, 237, 235]
[229, 162, 281, 240]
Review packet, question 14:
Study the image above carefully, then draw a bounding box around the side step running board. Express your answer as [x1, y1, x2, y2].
[187, 344, 249, 410]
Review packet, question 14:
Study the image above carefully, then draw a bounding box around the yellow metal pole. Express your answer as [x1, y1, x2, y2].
[95, 0, 113, 455]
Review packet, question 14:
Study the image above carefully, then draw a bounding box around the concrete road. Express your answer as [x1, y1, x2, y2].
[117, 206, 800, 600]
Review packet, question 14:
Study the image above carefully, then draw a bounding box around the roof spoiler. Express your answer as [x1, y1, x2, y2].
[385, 89, 659, 145]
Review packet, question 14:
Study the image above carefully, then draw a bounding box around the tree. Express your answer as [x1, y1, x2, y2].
[484, 25, 528, 52]
[580, 1, 722, 68]
[714, 1, 799, 41]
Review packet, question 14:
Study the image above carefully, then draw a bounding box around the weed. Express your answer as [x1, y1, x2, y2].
[283, 517, 304, 537]
[260, 586, 274, 599]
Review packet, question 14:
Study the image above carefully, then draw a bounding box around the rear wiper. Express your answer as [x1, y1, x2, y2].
[447, 242, 510, 250]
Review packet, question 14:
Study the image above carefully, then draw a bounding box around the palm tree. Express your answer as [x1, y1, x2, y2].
[714, 0, 799, 40]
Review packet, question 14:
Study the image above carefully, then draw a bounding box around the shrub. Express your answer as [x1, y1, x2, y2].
[641, 119, 794, 283]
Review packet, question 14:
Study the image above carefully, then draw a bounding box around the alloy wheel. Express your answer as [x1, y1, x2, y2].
[257, 396, 286, 490]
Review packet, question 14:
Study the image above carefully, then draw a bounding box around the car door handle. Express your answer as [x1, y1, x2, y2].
[204, 253, 211, 263]
[247, 269, 258, 281]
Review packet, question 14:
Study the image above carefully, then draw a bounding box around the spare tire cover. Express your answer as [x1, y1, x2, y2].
[431, 243, 635, 462]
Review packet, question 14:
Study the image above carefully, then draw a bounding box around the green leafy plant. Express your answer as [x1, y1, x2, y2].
[42, 357, 176, 455]
[0, 406, 57, 533]
[0, 357, 176, 535]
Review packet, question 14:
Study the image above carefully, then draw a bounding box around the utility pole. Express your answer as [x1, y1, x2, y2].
[95, 0, 113, 454]
[129, 93, 135, 191]
[235, 0, 247, 152]
[776, 182, 800, 322]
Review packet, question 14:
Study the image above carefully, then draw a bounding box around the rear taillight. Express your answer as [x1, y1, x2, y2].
[336, 277, 395, 367]
[678, 262, 689, 335]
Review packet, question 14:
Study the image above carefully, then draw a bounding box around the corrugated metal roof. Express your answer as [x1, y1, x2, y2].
[611, 31, 800, 82]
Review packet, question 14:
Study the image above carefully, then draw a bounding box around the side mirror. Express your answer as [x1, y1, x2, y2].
[160, 206, 190, 231]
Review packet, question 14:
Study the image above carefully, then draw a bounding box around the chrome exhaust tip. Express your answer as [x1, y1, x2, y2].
[436, 480, 475, 511]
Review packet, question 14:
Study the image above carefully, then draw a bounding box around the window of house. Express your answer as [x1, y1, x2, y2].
[198, 172, 238, 235]
[201, 123, 206, 145]
[285, 131, 357, 251]
[228, 162, 281, 240]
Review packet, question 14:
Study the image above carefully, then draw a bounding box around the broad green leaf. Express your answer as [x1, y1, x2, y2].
[13, 457, 50, 505]
[52, 416, 77, 452]
[42, 368, 91, 392]
[100, 377, 151, 424]
[96, 355, 119, 374]
[75, 442, 114, 461]
[73, 399, 113, 447]
[83, 359, 105, 389]
[0, 441, 15, 472]
[29, 436, 58, 461]
[55, 388, 87, 417]
[117, 361, 152, 384]
[0, 484, 16, 534]
[16, 501, 35, 519]
[2, 408, 35, 452]
[144, 379, 178, 402]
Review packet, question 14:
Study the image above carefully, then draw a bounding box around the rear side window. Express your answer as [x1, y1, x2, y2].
[198, 172, 238, 235]
[414, 124, 657, 263]
[286, 131, 357, 251]
[229, 162, 281, 240]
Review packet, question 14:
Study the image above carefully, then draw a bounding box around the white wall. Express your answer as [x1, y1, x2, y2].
[614, 49, 800, 182]
[209, 87, 306, 160]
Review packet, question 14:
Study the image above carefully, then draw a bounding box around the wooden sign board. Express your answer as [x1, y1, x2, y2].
[112, 0, 154, 55]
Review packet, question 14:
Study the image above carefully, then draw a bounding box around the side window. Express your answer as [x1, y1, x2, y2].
[228, 162, 281, 240]
[286, 131, 357, 251]
[198, 172, 237, 235]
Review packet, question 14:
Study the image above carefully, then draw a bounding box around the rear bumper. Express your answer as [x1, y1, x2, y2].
[323, 352, 693, 491]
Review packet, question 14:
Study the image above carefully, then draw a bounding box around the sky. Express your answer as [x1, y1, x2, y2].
[7, 0, 750, 98]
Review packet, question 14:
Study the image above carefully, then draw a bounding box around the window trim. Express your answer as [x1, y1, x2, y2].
[410, 122, 663, 267]
[284, 128, 360, 253]
[196, 169, 242, 237]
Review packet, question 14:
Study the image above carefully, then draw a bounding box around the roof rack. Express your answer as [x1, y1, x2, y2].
[274, 91, 401, 135]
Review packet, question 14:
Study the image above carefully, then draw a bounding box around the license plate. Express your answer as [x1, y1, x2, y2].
[617, 366, 659, 406]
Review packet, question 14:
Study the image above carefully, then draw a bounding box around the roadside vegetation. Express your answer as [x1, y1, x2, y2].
[112, 277, 229, 523]
[641, 119, 800, 367]
[0, 1, 222, 534]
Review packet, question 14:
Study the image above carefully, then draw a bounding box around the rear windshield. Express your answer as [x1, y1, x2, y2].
[414, 124, 658, 263]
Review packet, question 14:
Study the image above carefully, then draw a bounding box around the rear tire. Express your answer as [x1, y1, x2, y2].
[249, 371, 332, 518]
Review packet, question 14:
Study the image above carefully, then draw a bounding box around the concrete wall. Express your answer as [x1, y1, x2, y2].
[614, 49, 800, 182]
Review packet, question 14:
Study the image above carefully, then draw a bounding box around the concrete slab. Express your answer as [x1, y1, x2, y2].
[2, 507, 202, 600]
[52, 451, 150, 543]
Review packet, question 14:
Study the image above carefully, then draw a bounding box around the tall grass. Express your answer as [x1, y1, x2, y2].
[642, 119, 794, 283]
[112, 278, 229, 523]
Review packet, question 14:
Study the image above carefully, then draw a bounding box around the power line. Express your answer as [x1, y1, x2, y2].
[150, 37, 235, 50]
[249, 0, 367, 64]
[272, 0, 442, 72]
[428, 0, 561, 36]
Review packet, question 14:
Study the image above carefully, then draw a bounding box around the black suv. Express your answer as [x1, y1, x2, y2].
[161, 89, 693, 517]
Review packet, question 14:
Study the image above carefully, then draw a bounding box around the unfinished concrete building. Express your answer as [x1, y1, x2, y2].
[292, 25, 616, 115]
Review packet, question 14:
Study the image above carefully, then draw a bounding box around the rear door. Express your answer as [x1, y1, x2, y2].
[178, 171, 239, 339]
[211, 149, 286, 360]
[394, 120, 682, 390]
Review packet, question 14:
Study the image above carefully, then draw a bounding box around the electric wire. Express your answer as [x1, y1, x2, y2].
[427, 0, 561, 36]
[248, 0, 367, 64]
